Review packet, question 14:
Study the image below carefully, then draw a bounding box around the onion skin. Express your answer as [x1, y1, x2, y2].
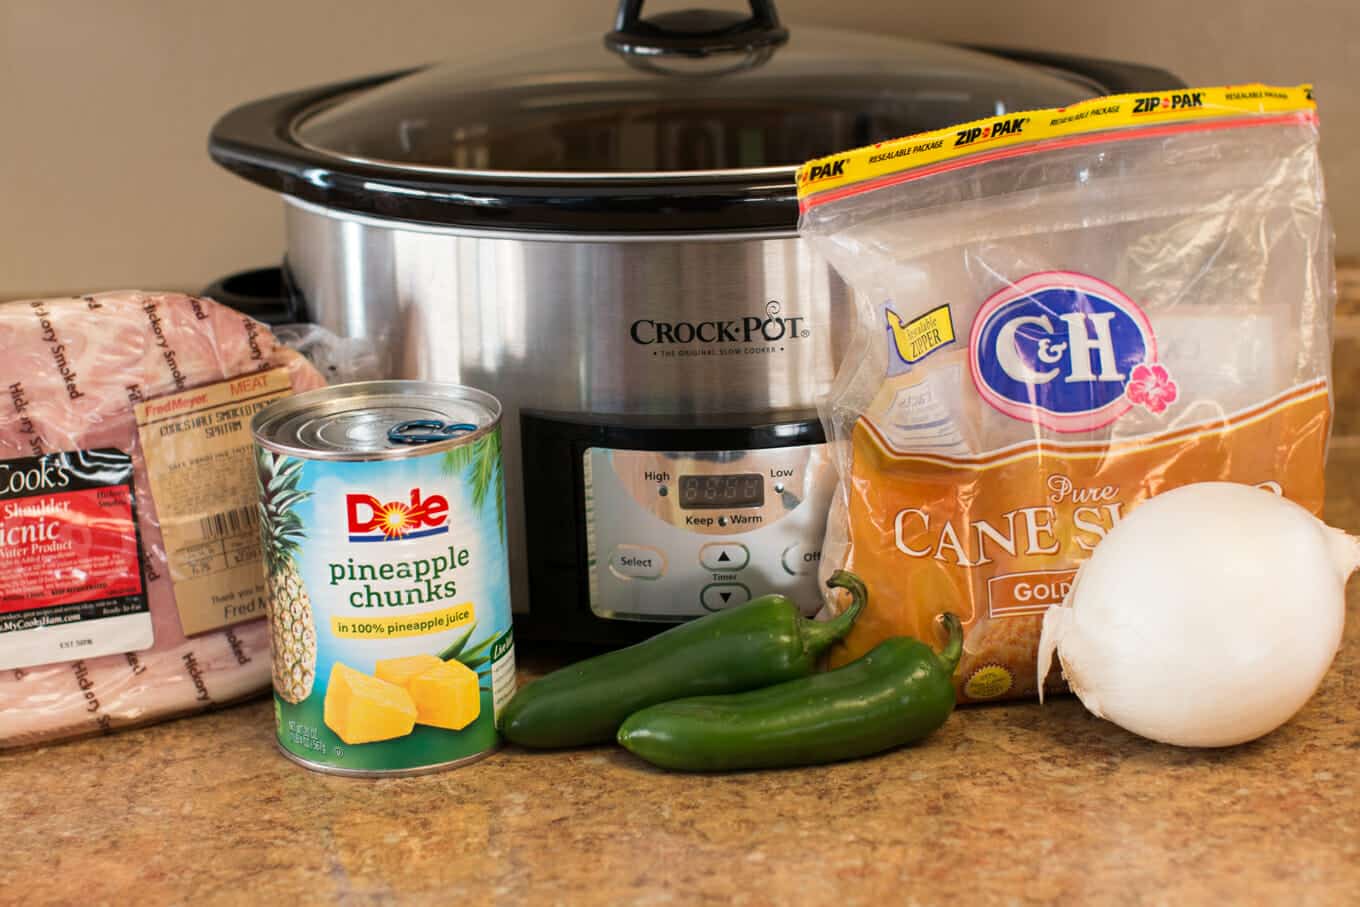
[1037, 482, 1356, 747]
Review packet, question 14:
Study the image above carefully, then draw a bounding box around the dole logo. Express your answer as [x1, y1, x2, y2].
[346, 488, 449, 542]
[968, 272, 1178, 433]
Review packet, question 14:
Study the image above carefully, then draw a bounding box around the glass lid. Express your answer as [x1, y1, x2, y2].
[292, 3, 1100, 179]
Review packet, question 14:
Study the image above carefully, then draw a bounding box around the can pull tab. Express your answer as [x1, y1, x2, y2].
[387, 419, 478, 445]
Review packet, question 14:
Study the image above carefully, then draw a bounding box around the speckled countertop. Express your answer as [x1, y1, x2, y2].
[6, 277, 1360, 906]
[5, 474, 1358, 906]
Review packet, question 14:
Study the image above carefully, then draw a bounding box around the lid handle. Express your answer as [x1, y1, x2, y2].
[605, 0, 788, 67]
[387, 419, 478, 445]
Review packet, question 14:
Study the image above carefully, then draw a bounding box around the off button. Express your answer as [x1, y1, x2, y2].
[781, 543, 822, 576]
[700, 542, 749, 571]
[609, 545, 665, 580]
[701, 583, 751, 612]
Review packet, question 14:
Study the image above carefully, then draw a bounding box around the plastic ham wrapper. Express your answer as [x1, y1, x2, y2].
[797, 85, 1333, 703]
[0, 292, 329, 748]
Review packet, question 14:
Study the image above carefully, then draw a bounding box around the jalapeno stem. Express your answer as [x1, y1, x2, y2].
[935, 612, 964, 674]
[800, 570, 867, 656]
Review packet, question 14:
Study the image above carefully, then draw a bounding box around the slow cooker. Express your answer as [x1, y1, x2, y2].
[209, 0, 1181, 644]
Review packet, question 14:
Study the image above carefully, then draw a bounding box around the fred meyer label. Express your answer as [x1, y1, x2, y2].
[263, 428, 515, 774]
[135, 368, 294, 636]
[0, 449, 152, 670]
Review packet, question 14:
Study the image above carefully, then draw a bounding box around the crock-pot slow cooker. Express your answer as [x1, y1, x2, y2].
[209, 0, 1181, 644]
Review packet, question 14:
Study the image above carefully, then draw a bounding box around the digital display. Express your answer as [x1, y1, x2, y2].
[677, 474, 764, 510]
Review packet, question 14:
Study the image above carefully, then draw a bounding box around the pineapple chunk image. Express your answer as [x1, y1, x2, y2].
[323, 663, 418, 744]
[408, 660, 482, 731]
[373, 654, 444, 688]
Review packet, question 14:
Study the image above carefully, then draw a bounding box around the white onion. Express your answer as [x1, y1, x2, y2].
[1037, 482, 1355, 747]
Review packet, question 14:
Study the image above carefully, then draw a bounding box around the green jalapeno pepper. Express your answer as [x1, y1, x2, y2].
[498, 571, 867, 748]
[617, 613, 963, 772]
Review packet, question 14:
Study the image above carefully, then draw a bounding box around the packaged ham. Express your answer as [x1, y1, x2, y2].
[797, 85, 1333, 702]
[0, 292, 326, 747]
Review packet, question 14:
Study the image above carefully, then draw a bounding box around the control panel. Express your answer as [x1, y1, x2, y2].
[583, 444, 833, 621]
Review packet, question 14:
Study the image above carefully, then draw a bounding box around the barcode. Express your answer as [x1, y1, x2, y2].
[199, 506, 258, 540]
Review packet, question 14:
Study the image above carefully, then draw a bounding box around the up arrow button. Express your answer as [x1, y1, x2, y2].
[699, 543, 749, 571]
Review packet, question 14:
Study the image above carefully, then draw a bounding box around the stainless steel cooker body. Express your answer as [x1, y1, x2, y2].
[283, 196, 853, 611]
[210, 2, 1184, 640]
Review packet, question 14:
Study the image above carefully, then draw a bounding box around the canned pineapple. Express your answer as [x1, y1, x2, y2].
[251, 380, 515, 775]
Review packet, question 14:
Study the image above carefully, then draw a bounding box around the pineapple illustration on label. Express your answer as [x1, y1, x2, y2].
[256, 449, 318, 704]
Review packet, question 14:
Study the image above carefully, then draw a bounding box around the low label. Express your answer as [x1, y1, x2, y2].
[134, 368, 294, 636]
[0, 449, 153, 670]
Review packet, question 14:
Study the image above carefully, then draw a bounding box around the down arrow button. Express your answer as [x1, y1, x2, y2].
[701, 582, 751, 612]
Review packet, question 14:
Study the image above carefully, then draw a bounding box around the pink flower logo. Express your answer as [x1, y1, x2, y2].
[1125, 363, 1178, 414]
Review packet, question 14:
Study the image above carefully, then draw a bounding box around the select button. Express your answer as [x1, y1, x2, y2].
[701, 583, 751, 612]
[609, 545, 665, 580]
[700, 542, 749, 571]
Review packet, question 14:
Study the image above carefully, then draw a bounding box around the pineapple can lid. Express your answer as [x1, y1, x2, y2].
[251, 380, 502, 461]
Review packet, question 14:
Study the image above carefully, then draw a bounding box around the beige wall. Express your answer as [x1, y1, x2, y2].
[3, 0, 1356, 298]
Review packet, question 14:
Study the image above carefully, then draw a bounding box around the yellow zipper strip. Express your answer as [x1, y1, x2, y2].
[796, 84, 1316, 205]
